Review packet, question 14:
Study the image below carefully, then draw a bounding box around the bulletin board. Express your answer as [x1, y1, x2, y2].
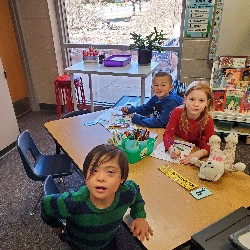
[213, 0, 250, 57]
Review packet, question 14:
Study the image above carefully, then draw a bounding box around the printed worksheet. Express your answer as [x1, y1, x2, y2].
[150, 140, 195, 163]
[97, 107, 136, 129]
[97, 107, 122, 121]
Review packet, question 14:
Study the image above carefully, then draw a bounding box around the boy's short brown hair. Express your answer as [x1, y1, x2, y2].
[153, 72, 173, 85]
[83, 144, 129, 180]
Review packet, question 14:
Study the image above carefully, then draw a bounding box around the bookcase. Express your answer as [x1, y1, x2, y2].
[211, 56, 250, 143]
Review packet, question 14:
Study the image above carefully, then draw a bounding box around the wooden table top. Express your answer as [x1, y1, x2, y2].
[44, 111, 250, 250]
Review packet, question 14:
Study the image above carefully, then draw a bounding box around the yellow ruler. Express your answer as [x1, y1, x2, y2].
[159, 165, 198, 191]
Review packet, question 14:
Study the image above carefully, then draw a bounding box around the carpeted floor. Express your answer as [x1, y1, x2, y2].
[0, 110, 249, 250]
[0, 110, 145, 250]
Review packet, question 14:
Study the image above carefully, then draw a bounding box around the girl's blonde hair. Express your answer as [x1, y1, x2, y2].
[181, 81, 214, 133]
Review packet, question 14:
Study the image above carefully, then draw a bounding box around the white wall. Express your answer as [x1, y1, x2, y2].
[0, 58, 20, 151]
[217, 0, 250, 56]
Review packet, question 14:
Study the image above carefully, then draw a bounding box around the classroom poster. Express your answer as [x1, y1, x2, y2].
[209, 0, 224, 61]
[184, 0, 215, 38]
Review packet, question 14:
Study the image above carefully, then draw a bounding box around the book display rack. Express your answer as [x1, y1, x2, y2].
[211, 56, 250, 143]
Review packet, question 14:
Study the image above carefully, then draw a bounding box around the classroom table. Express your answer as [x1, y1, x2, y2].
[44, 111, 250, 250]
[64, 61, 159, 112]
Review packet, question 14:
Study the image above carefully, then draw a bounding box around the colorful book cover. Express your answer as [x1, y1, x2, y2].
[242, 91, 250, 114]
[213, 89, 226, 111]
[219, 56, 247, 68]
[236, 81, 249, 91]
[211, 68, 223, 88]
[224, 90, 245, 113]
[211, 63, 227, 88]
[242, 68, 250, 81]
[225, 69, 242, 89]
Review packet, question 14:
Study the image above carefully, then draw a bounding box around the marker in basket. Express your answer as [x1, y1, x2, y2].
[134, 135, 141, 147]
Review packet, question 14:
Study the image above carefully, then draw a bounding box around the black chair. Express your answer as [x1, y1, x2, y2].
[56, 109, 91, 154]
[17, 130, 74, 215]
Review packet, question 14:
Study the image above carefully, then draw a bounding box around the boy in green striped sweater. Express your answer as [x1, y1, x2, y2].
[41, 144, 153, 250]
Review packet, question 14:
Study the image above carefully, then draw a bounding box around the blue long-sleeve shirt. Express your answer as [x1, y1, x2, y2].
[127, 91, 183, 128]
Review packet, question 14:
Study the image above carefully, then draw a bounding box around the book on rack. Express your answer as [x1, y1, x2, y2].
[242, 68, 250, 81]
[242, 90, 250, 114]
[219, 56, 248, 68]
[213, 89, 226, 111]
[236, 81, 249, 91]
[211, 68, 227, 88]
[224, 89, 245, 113]
[225, 69, 242, 89]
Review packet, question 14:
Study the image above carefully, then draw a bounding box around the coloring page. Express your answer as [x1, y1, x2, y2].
[150, 140, 195, 163]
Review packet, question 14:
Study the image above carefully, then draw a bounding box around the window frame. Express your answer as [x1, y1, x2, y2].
[54, 0, 186, 79]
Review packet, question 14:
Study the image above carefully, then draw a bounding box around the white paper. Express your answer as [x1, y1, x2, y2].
[150, 140, 195, 163]
[97, 107, 122, 121]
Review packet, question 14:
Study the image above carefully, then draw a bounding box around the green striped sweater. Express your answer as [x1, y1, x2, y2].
[41, 180, 146, 250]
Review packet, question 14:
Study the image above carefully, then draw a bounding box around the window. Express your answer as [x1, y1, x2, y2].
[55, 0, 184, 106]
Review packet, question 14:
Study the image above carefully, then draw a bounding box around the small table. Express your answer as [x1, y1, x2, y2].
[44, 111, 250, 250]
[64, 61, 159, 112]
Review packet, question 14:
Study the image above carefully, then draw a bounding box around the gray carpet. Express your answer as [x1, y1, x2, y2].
[0, 110, 249, 250]
[0, 110, 144, 250]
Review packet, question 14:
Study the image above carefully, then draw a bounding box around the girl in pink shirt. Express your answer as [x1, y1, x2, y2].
[163, 81, 215, 164]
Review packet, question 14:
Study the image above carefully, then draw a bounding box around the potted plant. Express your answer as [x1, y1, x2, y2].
[129, 27, 168, 65]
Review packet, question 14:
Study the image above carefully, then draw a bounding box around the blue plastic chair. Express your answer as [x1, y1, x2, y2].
[43, 175, 60, 195]
[17, 130, 74, 214]
[43, 175, 66, 227]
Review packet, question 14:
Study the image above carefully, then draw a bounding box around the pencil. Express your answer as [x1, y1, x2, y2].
[134, 136, 141, 147]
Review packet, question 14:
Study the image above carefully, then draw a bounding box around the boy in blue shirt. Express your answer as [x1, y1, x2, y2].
[121, 72, 183, 128]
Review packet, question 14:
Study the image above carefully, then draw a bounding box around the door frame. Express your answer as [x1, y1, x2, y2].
[7, 0, 40, 111]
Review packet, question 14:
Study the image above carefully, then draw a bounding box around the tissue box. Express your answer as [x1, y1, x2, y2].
[119, 137, 155, 164]
[104, 55, 132, 67]
[83, 56, 98, 63]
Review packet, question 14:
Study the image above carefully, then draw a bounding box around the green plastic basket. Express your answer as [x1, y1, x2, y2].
[119, 137, 155, 164]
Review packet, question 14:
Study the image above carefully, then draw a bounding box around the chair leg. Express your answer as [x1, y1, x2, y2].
[58, 177, 64, 184]
[56, 142, 61, 154]
[29, 186, 43, 216]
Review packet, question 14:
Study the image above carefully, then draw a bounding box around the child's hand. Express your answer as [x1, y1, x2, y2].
[168, 145, 181, 159]
[121, 107, 129, 115]
[52, 226, 65, 235]
[130, 218, 153, 242]
[180, 149, 208, 165]
[179, 154, 191, 164]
